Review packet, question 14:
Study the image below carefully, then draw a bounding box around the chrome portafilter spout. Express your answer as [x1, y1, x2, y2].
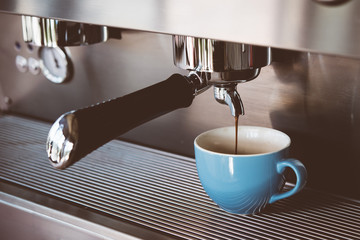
[214, 84, 244, 117]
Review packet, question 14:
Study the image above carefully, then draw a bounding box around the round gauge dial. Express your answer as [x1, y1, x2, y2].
[39, 47, 72, 84]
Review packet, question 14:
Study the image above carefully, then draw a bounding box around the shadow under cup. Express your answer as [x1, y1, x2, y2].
[194, 126, 307, 215]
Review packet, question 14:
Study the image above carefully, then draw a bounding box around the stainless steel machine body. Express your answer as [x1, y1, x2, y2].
[0, 1, 360, 239]
[0, 0, 359, 198]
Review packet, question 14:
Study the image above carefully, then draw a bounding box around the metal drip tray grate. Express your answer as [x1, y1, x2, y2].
[0, 115, 359, 239]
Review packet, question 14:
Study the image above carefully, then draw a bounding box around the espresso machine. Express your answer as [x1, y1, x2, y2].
[0, 0, 359, 239]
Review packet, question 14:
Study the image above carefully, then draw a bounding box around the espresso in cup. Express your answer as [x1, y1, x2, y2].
[194, 126, 307, 215]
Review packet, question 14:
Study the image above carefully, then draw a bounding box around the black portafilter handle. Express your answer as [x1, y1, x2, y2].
[46, 74, 195, 169]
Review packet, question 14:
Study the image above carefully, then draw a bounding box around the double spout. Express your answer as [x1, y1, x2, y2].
[214, 84, 244, 117]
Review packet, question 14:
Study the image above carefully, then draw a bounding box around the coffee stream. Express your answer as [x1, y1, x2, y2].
[235, 115, 239, 154]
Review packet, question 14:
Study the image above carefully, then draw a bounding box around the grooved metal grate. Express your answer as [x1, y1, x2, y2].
[0, 115, 359, 239]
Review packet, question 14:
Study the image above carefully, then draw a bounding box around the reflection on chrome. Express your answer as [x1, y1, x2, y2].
[22, 16, 109, 47]
[46, 111, 77, 169]
[214, 84, 244, 117]
[173, 35, 271, 84]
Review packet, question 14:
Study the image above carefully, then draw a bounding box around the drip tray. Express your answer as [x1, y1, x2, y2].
[0, 115, 359, 239]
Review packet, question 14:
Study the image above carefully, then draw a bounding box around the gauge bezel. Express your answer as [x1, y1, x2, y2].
[39, 46, 73, 84]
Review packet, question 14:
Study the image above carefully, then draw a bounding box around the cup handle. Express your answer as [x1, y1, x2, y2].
[269, 159, 307, 204]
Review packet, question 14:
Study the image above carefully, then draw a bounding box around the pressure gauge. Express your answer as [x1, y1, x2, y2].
[39, 47, 73, 84]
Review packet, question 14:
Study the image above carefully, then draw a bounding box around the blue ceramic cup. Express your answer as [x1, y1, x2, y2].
[194, 126, 307, 215]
